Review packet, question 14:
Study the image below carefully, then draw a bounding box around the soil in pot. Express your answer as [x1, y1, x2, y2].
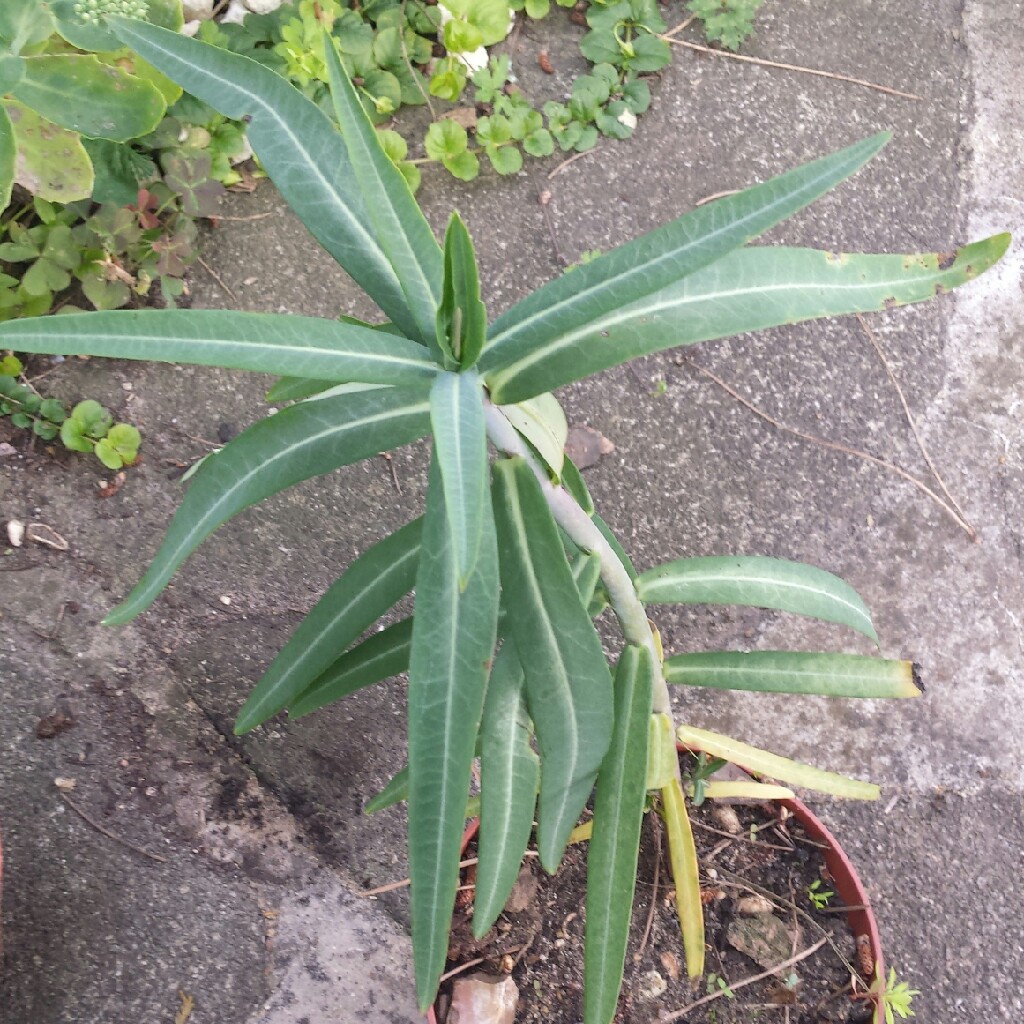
[437, 787, 876, 1023]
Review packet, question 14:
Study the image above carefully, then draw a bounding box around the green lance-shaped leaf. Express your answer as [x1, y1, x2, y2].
[0, 103, 14, 210]
[484, 237, 1011, 403]
[676, 724, 880, 799]
[584, 645, 654, 1024]
[593, 513, 638, 582]
[636, 555, 878, 643]
[481, 134, 890, 390]
[436, 212, 487, 369]
[290, 617, 414, 721]
[570, 550, 604, 612]
[235, 519, 422, 734]
[104, 386, 431, 626]
[430, 370, 489, 588]
[498, 391, 567, 480]
[265, 377, 337, 403]
[365, 762, 410, 816]
[407, 455, 500, 1012]
[13, 55, 165, 141]
[664, 651, 921, 699]
[492, 456, 614, 872]
[561, 456, 594, 516]
[108, 18, 422, 342]
[0, 309, 440, 387]
[323, 36, 442, 345]
[472, 639, 541, 936]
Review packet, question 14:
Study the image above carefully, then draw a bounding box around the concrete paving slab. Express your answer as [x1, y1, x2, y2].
[1, 0, 1022, 1020]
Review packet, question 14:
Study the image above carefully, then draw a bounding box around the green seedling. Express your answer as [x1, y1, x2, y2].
[855, 966, 920, 1023]
[807, 878, 835, 909]
[688, 0, 766, 52]
[0, 16, 1006, 1024]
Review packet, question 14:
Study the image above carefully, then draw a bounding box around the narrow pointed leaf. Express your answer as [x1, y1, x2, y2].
[266, 377, 336, 403]
[0, 309, 439, 386]
[473, 639, 540, 936]
[290, 617, 414, 720]
[108, 18, 421, 339]
[664, 651, 921, 698]
[324, 37, 442, 344]
[676, 724, 880, 799]
[365, 763, 410, 815]
[430, 370, 488, 587]
[408, 456, 499, 1011]
[637, 555, 878, 642]
[593, 513, 637, 582]
[584, 645, 654, 1024]
[436, 213, 487, 369]
[235, 519, 422, 734]
[481, 134, 890, 385]
[560, 456, 594, 515]
[701, 781, 794, 801]
[498, 391, 568, 479]
[484, 237, 1010, 402]
[661, 777, 705, 979]
[104, 387, 431, 625]
[570, 550, 604, 611]
[492, 456, 614, 872]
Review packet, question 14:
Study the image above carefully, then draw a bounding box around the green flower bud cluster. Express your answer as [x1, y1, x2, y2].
[72, 0, 149, 25]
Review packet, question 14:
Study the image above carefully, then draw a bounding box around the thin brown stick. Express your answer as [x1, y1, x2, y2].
[690, 817, 792, 852]
[660, 935, 830, 1020]
[380, 451, 402, 495]
[663, 38, 922, 101]
[60, 792, 167, 863]
[196, 255, 239, 302]
[635, 816, 662, 960]
[695, 188, 741, 207]
[438, 956, 486, 984]
[856, 313, 974, 533]
[684, 357, 976, 539]
[359, 851, 539, 897]
[548, 146, 600, 179]
[537, 183, 567, 268]
[210, 212, 275, 223]
[662, 13, 697, 39]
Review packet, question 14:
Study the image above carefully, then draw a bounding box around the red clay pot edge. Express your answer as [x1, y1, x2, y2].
[425, 774, 885, 1023]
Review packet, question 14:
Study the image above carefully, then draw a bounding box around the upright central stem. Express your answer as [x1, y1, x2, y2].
[483, 400, 673, 717]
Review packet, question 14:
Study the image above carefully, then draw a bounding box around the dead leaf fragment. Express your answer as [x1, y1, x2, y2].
[659, 950, 680, 981]
[726, 914, 800, 974]
[97, 472, 127, 498]
[565, 425, 615, 468]
[504, 864, 539, 914]
[54, 777, 77, 791]
[36, 711, 76, 739]
[174, 990, 194, 1024]
[26, 523, 68, 551]
[442, 106, 478, 131]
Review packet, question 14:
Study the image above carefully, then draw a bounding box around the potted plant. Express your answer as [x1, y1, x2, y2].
[0, 12, 1006, 1023]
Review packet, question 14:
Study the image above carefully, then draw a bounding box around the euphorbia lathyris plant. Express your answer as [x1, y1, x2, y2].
[0, 16, 1007, 1022]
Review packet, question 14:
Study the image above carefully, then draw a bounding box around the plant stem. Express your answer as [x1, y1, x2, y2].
[483, 400, 672, 717]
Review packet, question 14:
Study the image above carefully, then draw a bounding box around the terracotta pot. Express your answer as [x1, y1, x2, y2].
[425, 778, 886, 1024]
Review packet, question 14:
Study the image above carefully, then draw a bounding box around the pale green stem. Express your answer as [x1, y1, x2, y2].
[483, 400, 672, 717]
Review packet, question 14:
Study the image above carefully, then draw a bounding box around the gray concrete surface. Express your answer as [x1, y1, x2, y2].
[1, 0, 1022, 1020]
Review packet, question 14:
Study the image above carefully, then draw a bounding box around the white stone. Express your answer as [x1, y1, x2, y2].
[220, 0, 248, 25]
[181, 0, 214, 20]
[243, 0, 288, 13]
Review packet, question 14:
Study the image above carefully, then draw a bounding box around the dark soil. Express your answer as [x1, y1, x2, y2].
[437, 781, 875, 1024]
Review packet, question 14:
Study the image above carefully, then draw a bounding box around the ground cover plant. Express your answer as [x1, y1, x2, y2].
[0, 15, 1007, 1024]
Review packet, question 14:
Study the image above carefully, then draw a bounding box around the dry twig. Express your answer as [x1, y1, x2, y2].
[60, 791, 167, 863]
[683, 357, 977, 540]
[359, 851, 539, 897]
[663, 38, 922, 101]
[635, 815, 662, 960]
[548, 146, 601, 179]
[659, 935, 830, 1021]
[196, 255, 239, 301]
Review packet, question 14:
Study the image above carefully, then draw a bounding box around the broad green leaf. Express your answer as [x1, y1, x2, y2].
[430, 370, 488, 588]
[492, 456, 614, 872]
[13, 55, 165, 141]
[0, 54, 25, 94]
[472, 639, 540, 936]
[484, 236, 1011, 403]
[290, 616, 414, 719]
[676, 724, 880, 799]
[104, 387, 431, 626]
[664, 651, 921, 699]
[436, 213, 487, 369]
[408, 456, 499, 1012]
[0, 104, 15, 210]
[584, 645, 654, 1024]
[4, 99, 93, 201]
[636, 555, 878, 643]
[235, 519, 422, 734]
[365, 762, 409, 815]
[560, 455, 594, 516]
[481, 134, 891, 396]
[569, 550, 603, 610]
[498, 391, 567, 479]
[0, 309, 440, 386]
[0, 0, 55, 53]
[661, 776, 705, 979]
[109, 18, 422, 341]
[323, 37, 442, 344]
[265, 377, 336, 402]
